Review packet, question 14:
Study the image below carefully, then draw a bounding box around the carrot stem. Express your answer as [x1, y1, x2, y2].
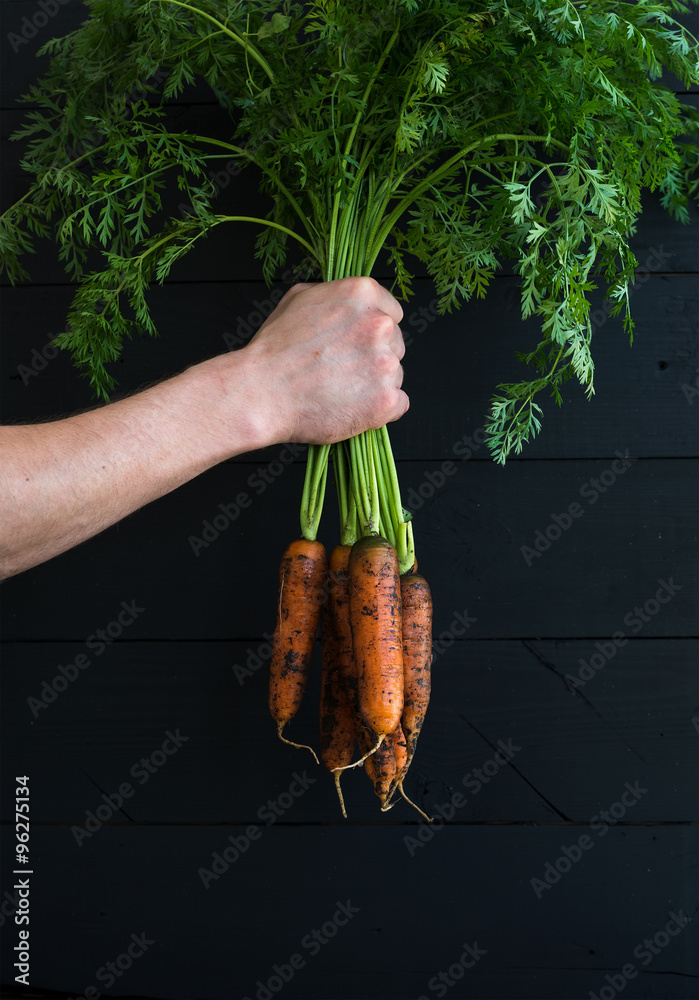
[301, 443, 330, 540]
[367, 431, 380, 534]
[375, 425, 414, 573]
[333, 443, 349, 535]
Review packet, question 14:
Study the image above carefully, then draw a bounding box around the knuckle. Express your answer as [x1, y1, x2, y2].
[281, 283, 308, 304]
[365, 311, 393, 342]
[374, 350, 396, 376]
[376, 385, 397, 414]
[396, 328, 406, 359]
[344, 275, 377, 301]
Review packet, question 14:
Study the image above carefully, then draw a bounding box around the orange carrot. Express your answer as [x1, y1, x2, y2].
[348, 535, 404, 755]
[397, 573, 432, 782]
[319, 601, 355, 818]
[268, 538, 327, 761]
[327, 544, 357, 707]
[361, 726, 398, 808]
[392, 723, 408, 784]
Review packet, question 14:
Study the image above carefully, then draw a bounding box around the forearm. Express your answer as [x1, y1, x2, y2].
[0, 351, 269, 579]
[1, 277, 407, 580]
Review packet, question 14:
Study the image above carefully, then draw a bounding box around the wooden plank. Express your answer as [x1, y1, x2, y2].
[0, 458, 695, 640]
[0, 824, 695, 998]
[2, 276, 697, 459]
[0, 639, 696, 823]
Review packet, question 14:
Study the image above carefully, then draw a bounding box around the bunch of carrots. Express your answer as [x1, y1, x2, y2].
[268, 530, 433, 820]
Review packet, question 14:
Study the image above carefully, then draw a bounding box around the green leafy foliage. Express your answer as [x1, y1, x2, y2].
[1, 0, 698, 459]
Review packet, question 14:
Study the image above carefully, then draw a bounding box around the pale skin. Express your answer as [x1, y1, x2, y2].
[0, 276, 408, 580]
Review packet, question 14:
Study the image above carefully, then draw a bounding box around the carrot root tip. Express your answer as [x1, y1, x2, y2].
[398, 781, 433, 823]
[276, 721, 319, 765]
[333, 771, 348, 819]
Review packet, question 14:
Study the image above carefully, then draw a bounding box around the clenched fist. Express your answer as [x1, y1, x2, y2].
[236, 276, 409, 445]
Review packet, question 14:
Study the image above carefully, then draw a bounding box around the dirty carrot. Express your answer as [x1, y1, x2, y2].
[374, 724, 409, 812]
[319, 601, 355, 818]
[327, 543, 357, 706]
[268, 538, 327, 762]
[361, 726, 398, 808]
[339, 534, 404, 770]
[396, 573, 432, 785]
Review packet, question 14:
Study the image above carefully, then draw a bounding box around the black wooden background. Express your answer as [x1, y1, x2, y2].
[1, 4, 697, 999]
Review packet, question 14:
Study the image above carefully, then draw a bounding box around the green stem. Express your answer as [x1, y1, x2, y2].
[333, 442, 349, 538]
[346, 488, 359, 547]
[0, 141, 108, 227]
[366, 132, 559, 269]
[156, 0, 277, 85]
[348, 435, 372, 533]
[217, 215, 319, 260]
[333, 442, 358, 547]
[327, 22, 400, 280]
[372, 430, 397, 551]
[300, 444, 330, 540]
[365, 432, 380, 536]
[191, 135, 317, 245]
[376, 426, 414, 573]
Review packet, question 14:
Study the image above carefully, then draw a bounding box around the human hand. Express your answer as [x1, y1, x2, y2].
[241, 276, 408, 445]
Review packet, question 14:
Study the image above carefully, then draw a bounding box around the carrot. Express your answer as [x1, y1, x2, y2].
[392, 723, 408, 785]
[396, 573, 432, 783]
[319, 601, 355, 818]
[327, 544, 358, 707]
[377, 724, 432, 821]
[361, 726, 398, 808]
[348, 535, 404, 756]
[268, 537, 327, 761]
